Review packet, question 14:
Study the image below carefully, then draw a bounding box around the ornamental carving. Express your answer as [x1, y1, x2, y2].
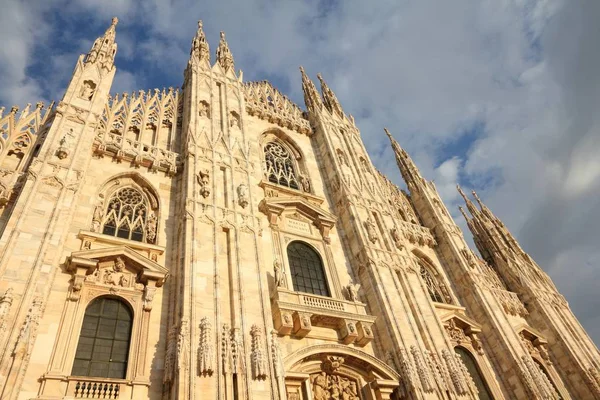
[310, 371, 359, 400]
[237, 184, 248, 208]
[250, 324, 267, 380]
[411, 346, 435, 392]
[197, 169, 210, 198]
[164, 324, 178, 384]
[364, 218, 378, 244]
[0, 288, 14, 331]
[345, 282, 360, 302]
[199, 317, 214, 376]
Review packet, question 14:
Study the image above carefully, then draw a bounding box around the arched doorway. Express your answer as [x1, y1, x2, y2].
[454, 347, 493, 400]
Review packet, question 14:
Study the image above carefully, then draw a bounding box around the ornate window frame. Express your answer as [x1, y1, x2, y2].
[260, 130, 311, 194]
[90, 174, 160, 245]
[40, 247, 168, 399]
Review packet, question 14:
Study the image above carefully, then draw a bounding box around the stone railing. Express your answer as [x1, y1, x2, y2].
[69, 378, 121, 399]
[271, 287, 376, 346]
[397, 221, 436, 247]
[93, 133, 179, 176]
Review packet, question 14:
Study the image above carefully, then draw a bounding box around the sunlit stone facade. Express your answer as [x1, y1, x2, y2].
[0, 18, 598, 400]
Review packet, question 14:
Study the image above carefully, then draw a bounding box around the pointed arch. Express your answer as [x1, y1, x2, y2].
[454, 346, 494, 400]
[412, 250, 453, 304]
[260, 129, 306, 191]
[93, 173, 160, 244]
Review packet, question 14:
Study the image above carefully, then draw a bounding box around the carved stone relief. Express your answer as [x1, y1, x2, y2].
[0, 288, 14, 331]
[199, 317, 214, 376]
[250, 324, 267, 380]
[237, 184, 248, 208]
[197, 168, 210, 198]
[79, 80, 96, 100]
[309, 371, 359, 400]
[364, 218, 378, 244]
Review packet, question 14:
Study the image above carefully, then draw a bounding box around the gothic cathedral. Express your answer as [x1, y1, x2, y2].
[0, 18, 598, 400]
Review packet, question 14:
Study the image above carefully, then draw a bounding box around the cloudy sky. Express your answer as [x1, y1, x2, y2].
[1, 0, 599, 344]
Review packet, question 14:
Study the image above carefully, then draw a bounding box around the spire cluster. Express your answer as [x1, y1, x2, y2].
[189, 20, 210, 65]
[216, 31, 234, 72]
[85, 17, 119, 72]
[300, 67, 323, 113]
[384, 128, 425, 190]
[317, 74, 344, 117]
[456, 186, 526, 263]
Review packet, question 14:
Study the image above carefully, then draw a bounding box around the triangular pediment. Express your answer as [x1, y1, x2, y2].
[68, 246, 169, 286]
[515, 324, 547, 344]
[260, 197, 336, 226]
[441, 311, 482, 333]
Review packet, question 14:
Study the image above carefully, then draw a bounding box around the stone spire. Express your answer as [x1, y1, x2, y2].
[384, 128, 425, 190]
[189, 20, 210, 65]
[317, 73, 344, 117]
[216, 31, 234, 72]
[456, 185, 480, 217]
[85, 17, 119, 72]
[300, 67, 323, 113]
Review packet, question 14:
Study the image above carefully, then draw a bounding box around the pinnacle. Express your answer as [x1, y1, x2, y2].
[216, 31, 234, 72]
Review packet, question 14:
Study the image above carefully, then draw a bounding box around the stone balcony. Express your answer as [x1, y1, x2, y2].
[271, 287, 376, 346]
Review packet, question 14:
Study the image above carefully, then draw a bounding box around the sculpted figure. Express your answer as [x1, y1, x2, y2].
[91, 201, 104, 232]
[313, 372, 329, 400]
[198, 169, 210, 198]
[346, 282, 360, 302]
[299, 175, 311, 193]
[274, 258, 285, 287]
[146, 212, 157, 243]
[237, 184, 248, 208]
[79, 80, 95, 100]
[364, 218, 378, 243]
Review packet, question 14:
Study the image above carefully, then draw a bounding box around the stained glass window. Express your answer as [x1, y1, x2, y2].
[264, 142, 299, 190]
[420, 265, 447, 303]
[72, 297, 132, 379]
[287, 241, 330, 297]
[102, 187, 147, 242]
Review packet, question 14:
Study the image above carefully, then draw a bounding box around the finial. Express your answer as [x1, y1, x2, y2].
[456, 185, 469, 202]
[384, 127, 393, 139]
[471, 190, 485, 207]
[111, 17, 119, 26]
[299, 66, 323, 113]
[189, 19, 210, 65]
[10, 106, 18, 114]
[36, 102, 44, 109]
[458, 206, 470, 221]
[316, 73, 344, 117]
[216, 31, 234, 72]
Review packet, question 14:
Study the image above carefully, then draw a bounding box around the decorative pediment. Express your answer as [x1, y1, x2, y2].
[66, 246, 169, 309]
[515, 324, 552, 364]
[68, 246, 168, 286]
[441, 312, 484, 355]
[259, 196, 336, 242]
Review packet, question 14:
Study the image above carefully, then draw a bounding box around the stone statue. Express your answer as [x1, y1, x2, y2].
[299, 175, 311, 193]
[346, 282, 360, 302]
[274, 258, 285, 287]
[197, 169, 210, 198]
[312, 372, 329, 400]
[79, 80, 96, 100]
[229, 113, 240, 129]
[91, 201, 104, 232]
[146, 212, 157, 243]
[364, 218, 378, 244]
[177, 319, 190, 372]
[199, 101, 210, 118]
[237, 184, 248, 208]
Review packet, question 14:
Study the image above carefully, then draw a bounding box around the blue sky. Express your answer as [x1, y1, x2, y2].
[2, 0, 600, 344]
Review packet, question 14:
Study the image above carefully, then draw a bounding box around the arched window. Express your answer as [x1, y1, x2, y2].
[454, 347, 493, 400]
[102, 187, 148, 242]
[287, 241, 330, 297]
[264, 141, 299, 190]
[419, 265, 449, 304]
[72, 297, 133, 379]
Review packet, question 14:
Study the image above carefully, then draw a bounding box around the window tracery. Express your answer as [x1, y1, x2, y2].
[101, 187, 154, 243]
[419, 265, 451, 304]
[264, 141, 299, 190]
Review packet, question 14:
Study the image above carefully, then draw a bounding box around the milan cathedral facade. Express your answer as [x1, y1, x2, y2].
[0, 17, 598, 400]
